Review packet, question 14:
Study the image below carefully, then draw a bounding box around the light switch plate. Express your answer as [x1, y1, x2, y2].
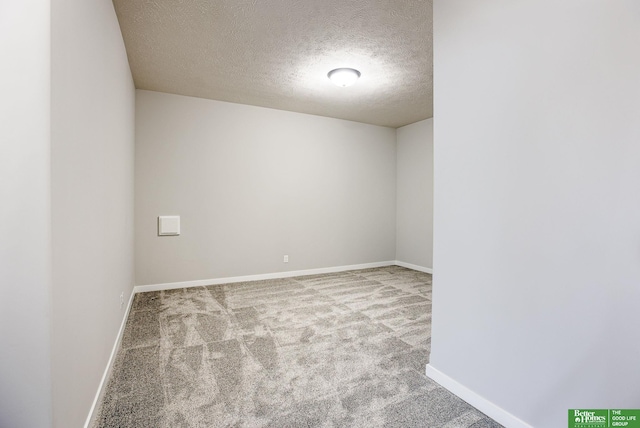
[158, 216, 180, 236]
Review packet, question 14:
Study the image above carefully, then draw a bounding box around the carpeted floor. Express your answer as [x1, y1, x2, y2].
[94, 266, 502, 427]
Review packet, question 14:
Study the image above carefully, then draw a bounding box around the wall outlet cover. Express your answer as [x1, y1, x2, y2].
[158, 216, 180, 236]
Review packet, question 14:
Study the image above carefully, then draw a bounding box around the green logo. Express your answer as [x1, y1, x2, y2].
[569, 410, 640, 428]
[570, 410, 608, 427]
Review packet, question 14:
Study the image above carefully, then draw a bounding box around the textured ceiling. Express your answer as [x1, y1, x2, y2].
[112, 0, 432, 128]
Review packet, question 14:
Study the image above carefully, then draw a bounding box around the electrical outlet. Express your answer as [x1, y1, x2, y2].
[283, 255, 289, 263]
[120, 292, 124, 309]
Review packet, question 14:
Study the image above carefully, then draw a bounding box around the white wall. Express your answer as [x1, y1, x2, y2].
[135, 90, 396, 285]
[50, 0, 135, 426]
[431, 1, 640, 427]
[396, 119, 433, 270]
[0, 1, 53, 427]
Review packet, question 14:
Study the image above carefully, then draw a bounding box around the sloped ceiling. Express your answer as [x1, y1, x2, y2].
[112, 0, 432, 128]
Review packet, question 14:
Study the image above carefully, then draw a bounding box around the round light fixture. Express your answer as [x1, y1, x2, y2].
[327, 68, 361, 87]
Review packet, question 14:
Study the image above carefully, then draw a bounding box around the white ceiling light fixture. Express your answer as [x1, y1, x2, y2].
[327, 68, 361, 87]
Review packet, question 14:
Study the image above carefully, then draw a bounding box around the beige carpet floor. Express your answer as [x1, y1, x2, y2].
[94, 266, 502, 427]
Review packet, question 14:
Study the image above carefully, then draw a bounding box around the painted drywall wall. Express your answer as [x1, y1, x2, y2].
[50, 0, 135, 426]
[396, 119, 433, 270]
[0, 1, 53, 426]
[431, 1, 640, 427]
[135, 90, 396, 285]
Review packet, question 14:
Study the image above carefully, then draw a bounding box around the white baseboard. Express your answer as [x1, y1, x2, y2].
[83, 288, 135, 428]
[425, 364, 532, 428]
[134, 260, 397, 293]
[394, 260, 433, 274]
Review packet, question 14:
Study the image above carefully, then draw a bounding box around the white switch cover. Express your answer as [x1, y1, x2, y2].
[158, 216, 180, 236]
